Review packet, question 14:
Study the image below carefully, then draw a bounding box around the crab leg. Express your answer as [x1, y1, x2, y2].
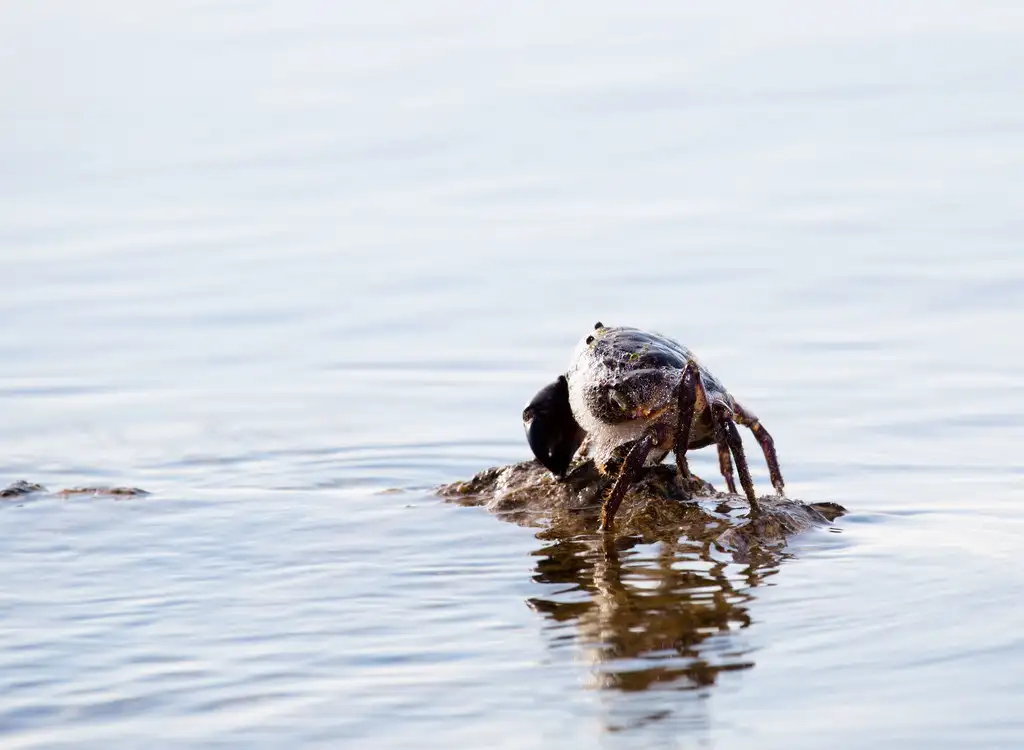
[688, 366, 745, 495]
[689, 374, 738, 496]
[712, 420, 738, 495]
[673, 360, 700, 483]
[714, 403, 760, 516]
[600, 427, 662, 532]
[733, 402, 785, 496]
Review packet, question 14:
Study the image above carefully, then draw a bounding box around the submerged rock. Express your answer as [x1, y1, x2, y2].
[438, 459, 844, 556]
[0, 481, 47, 498]
[56, 486, 150, 497]
[1, 481, 149, 500]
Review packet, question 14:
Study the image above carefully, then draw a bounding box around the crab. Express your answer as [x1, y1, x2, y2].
[522, 323, 785, 531]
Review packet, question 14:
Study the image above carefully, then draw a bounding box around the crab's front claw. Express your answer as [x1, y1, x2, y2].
[523, 376, 585, 479]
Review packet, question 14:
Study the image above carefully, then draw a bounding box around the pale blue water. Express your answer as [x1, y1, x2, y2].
[2, 2, 1023, 748]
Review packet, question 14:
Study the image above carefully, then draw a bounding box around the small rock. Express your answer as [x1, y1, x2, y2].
[1, 481, 47, 498]
[57, 487, 150, 497]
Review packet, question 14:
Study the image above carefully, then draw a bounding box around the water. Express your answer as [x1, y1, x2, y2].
[2, 2, 1023, 747]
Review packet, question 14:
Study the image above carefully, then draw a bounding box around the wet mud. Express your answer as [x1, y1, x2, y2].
[439, 459, 844, 558]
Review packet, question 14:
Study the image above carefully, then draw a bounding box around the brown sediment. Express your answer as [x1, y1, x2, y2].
[0, 481, 47, 498]
[57, 487, 150, 497]
[2, 481, 149, 499]
[437, 459, 844, 556]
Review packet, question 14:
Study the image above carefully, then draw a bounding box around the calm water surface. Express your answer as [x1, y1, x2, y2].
[2, 2, 1024, 748]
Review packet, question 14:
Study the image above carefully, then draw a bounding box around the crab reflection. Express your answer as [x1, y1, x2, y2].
[528, 533, 778, 694]
[438, 458, 842, 727]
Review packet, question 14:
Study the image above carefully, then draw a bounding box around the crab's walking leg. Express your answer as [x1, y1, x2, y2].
[600, 428, 659, 532]
[712, 419, 737, 495]
[692, 374, 738, 495]
[688, 372, 737, 491]
[734, 402, 785, 496]
[713, 403, 760, 517]
[673, 360, 700, 483]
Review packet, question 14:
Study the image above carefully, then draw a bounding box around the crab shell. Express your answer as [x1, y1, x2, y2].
[569, 324, 737, 465]
[524, 324, 735, 477]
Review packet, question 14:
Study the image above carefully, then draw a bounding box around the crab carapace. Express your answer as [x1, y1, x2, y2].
[522, 323, 785, 531]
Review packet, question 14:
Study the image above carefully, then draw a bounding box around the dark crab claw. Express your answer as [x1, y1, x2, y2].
[522, 375, 585, 479]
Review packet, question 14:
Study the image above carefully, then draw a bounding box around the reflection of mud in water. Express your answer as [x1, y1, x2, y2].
[440, 459, 844, 731]
[525, 531, 797, 734]
[528, 534, 770, 699]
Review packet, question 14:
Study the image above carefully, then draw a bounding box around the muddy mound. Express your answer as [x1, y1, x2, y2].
[438, 460, 844, 556]
[2, 481, 149, 500]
